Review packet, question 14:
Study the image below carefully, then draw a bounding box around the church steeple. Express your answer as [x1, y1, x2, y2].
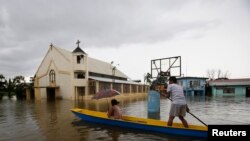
[72, 40, 86, 54]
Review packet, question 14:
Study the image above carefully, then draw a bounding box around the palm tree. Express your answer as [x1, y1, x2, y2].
[144, 73, 152, 85]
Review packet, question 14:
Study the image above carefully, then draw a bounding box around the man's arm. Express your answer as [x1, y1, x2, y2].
[162, 91, 170, 98]
[165, 92, 170, 98]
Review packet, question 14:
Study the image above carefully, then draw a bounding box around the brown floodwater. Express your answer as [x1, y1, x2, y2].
[0, 94, 250, 141]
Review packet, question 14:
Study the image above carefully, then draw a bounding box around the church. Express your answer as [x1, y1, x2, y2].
[33, 41, 147, 100]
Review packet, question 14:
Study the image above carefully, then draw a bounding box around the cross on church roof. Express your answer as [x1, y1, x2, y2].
[76, 40, 80, 47]
[50, 43, 53, 50]
[73, 40, 86, 54]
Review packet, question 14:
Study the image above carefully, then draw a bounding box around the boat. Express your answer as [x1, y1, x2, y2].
[71, 108, 208, 138]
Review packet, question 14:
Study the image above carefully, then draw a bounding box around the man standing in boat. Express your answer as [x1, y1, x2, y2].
[163, 76, 189, 128]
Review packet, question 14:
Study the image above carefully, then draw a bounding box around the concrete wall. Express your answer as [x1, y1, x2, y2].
[57, 73, 71, 99]
[212, 86, 246, 96]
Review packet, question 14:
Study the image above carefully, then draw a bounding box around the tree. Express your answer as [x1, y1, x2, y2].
[217, 69, 221, 79]
[206, 69, 216, 80]
[13, 75, 26, 100]
[144, 73, 152, 85]
[29, 76, 34, 88]
[206, 69, 230, 80]
[13, 75, 25, 85]
[4, 75, 26, 99]
[222, 70, 230, 78]
[0, 75, 27, 99]
[0, 74, 6, 90]
[0, 74, 6, 99]
[6, 78, 15, 98]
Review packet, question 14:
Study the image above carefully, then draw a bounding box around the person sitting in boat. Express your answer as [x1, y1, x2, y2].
[107, 99, 123, 119]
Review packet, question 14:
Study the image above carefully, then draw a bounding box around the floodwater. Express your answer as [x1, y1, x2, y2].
[0, 94, 250, 141]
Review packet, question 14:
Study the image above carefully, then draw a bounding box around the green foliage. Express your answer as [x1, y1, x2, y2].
[0, 74, 27, 99]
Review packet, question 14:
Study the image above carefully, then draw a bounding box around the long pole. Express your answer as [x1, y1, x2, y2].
[186, 110, 208, 127]
[160, 93, 208, 127]
[168, 98, 208, 127]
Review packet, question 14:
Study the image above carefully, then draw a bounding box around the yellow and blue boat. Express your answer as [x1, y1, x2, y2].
[71, 108, 208, 138]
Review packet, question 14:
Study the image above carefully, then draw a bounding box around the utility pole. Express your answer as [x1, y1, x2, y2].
[112, 66, 116, 84]
[111, 61, 119, 88]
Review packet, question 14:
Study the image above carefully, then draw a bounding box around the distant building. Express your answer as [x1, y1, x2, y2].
[208, 78, 250, 96]
[33, 41, 147, 100]
[177, 77, 208, 95]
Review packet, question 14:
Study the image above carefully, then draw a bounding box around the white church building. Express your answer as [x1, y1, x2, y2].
[34, 41, 147, 100]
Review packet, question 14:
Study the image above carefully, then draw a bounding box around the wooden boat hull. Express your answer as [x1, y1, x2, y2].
[71, 108, 208, 138]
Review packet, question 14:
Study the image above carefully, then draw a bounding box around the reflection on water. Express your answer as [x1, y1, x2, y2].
[0, 94, 250, 141]
[71, 120, 195, 141]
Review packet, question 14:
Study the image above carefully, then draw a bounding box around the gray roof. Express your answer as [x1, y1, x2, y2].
[89, 76, 142, 85]
[88, 57, 128, 78]
[72, 47, 86, 54]
[177, 77, 208, 80]
[54, 46, 128, 79]
[209, 78, 250, 86]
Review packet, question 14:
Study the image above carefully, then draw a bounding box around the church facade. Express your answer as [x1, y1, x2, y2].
[34, 41, 147, 100]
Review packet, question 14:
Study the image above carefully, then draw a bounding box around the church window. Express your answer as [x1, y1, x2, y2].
[77, 55, 84, 64]
[49, 70, 56, 83]
[74, 71, 85, 79]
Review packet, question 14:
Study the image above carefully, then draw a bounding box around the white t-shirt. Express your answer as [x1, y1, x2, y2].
[167, 83, 186, 105]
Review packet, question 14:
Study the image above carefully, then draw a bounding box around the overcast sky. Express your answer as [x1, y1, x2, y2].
[0, 0, 249, 81]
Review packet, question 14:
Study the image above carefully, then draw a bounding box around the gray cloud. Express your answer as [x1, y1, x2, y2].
[0, 0, 247, 78]
[1, 0, 214, 47]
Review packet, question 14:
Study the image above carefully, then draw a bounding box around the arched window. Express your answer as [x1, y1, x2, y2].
[49, 69, 56, 83]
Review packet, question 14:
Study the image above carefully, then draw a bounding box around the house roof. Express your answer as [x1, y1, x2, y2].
[35, 45, 72, 76]
[209, 78, 250, 86]
[177, 77, 208, 80]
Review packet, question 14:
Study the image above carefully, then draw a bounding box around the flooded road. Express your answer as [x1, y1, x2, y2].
[0, 95, 249, 141]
